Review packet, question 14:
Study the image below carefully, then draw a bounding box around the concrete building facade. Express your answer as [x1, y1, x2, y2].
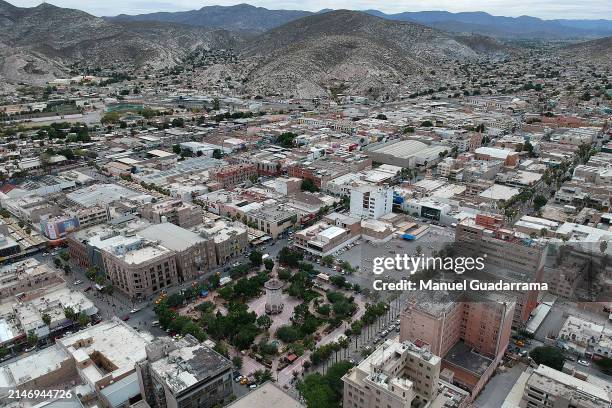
[101, 238, 178, 299]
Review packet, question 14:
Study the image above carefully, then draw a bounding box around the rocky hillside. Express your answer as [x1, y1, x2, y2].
[238, 10, 495, 98]
[0, 1, 241, 85]
[564, 36, 612, 67]
[111, 3, 312, 33]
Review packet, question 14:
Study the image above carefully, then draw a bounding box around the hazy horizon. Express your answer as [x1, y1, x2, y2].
[7, 0, 612, 20]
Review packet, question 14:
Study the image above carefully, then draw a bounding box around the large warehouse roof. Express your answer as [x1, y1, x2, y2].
[370, 140, 428, 158]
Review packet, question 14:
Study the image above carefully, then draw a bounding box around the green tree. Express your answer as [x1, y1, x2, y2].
[256, 315, 272, 330]
[249, 250, 263, 267]
[533, 194, 548, 210]
[64, 306, 77, 321]
[59, 251, 70, 262]
[77, 312, 90, 327]
[276, 325, 300, 343]
[234, 329, 256, 350]
[530, 346, 564, 371]
[316, 304, 331, 316]
[330, 275, 346, 288]
[27, 331, 38, 347]
[321, 256, 334, 267]
[212, 149, 223, 159]
[276, 132, 297, 148]
[253, 369, 273, 384]
[301, 179, 319, 192]
[42, 313, 51, 327]
[232, 356, 243, 369]
[264, 258, 274, 271]
[278, 247, 303, 268]
[298, 361, 354, 407]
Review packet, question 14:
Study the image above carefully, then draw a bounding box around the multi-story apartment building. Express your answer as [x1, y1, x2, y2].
[400, 292, 515, 400]
[455, 214, 546, 327]
[245, 205, 297, 239]
[0, 318, 152, 407]
[138, 223, 217, 281]
[211, 163, 257, 188]
[342, 339, 469, 408]
[287, 155, 371, 189]
[141, 199, 202, 229]
[195, 220, 249, 264]
[137, 335, 233, 408]
[69, 205, 108, 228]
[437, 157, 463, 179]
[520, 365, 611, 408]
[101, 237, 178, 299]
[0, 259, 62, 298]
[349, 184, 393, 220]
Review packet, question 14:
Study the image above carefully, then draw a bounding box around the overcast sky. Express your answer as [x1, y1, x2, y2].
[9, 0, 612, 19]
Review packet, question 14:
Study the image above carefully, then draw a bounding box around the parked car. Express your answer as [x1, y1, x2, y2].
[130, 308, 140, 314]
[578, 359, 591, 367]
[73, 280, 83, 285]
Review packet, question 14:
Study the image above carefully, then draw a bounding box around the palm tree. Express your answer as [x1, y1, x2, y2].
[339, 337, 350, 359]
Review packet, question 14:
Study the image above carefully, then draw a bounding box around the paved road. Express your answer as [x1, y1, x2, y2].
[474, 363, 527, 408]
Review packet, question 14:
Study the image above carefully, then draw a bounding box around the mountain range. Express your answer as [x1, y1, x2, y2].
[109, 3, 612, 39]
[238, 10, 504, 98]
[0, 0, 610, 99]
[0, 0, 241, 86]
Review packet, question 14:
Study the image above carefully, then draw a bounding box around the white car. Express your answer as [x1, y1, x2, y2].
[73, 280, 83, 285]
[577, 359, 591, 367]
[130, 308, 140, 314]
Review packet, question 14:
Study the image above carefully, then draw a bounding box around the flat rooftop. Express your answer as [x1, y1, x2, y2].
[58, 318, 153, 383]
[66, 184, 142, 208]
[139, 223, 206, 252]
[478, 184, 520, 201]
[150, 336, 231, 395]
[226, 382, 304, 408]
[121, 244, 173, 265]
[443, 341, 493, 377]
[0, 345, 70, 388]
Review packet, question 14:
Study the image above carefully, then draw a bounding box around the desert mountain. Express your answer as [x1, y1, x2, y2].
[0, 2, 241, 85]
[110, 3, 612, 39]
[111, 3, 312, 33]
[238, 10, 497, 98]
[563, 36, 612, 67]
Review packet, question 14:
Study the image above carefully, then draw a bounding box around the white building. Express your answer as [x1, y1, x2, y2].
[349, 184, 393, 220]
[520, 364, 611, 408]
[342, 338, 469, 408]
